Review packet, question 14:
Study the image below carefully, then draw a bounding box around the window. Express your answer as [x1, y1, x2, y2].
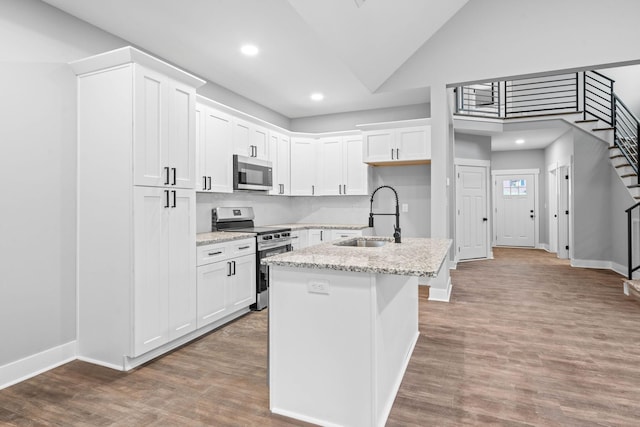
[503, 179, 527, 196]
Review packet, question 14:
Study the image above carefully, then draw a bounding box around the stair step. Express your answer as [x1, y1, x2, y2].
[575, 119, 598, 123]
[624, 279, 640, 295]
[622, 173, 638, 178]
[593, 127, 615, 132]
[628, 184, 640, 189]
[609, 146, 621, 150]
[610, 154, 625, 159]
[616, 163, 632, 168]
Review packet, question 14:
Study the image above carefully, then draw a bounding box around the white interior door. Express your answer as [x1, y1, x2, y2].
[456, 165, 488, 260]
[548, 167, 558, 253]
[495, 174, 535, 247]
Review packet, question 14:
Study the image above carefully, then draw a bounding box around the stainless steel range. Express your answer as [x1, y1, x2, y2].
[212, 207, 291, 310]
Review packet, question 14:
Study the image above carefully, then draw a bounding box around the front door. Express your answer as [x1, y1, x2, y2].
[456, 165, 488, 260]
[495, 174, 535, 247]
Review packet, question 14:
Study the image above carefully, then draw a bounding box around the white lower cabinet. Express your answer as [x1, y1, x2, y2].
[196, 238, 256, 328]
[290, 230, 308, 250]
[132, 187, 196, 357]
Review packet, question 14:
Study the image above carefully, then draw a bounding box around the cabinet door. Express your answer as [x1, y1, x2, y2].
[290, 138, 317, 196]
[318, 137, 343, 196]
[195, 105, 206, 191]
[362, 130, 394, 163]
[343, 135, 368, 195]
[134, 65, 169, 187]
[290, 230, 308, 250]
[204, 107, 233, 193]
[252, 125, 269, 160]
[167, 189, 196, 341]
[308, 229, 326, 246]
[269, 132, 290, 195]
[133, 187, 170, 356]
[196, 261, 229, 328]
[232, 118, 251, 157]
[229, 254, 256, 310]
[396, 126, 430, 161]
[168, 79, 196, 189]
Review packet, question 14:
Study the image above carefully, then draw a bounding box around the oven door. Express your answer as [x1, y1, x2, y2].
[233, 154, 273, 191]
[256, 242, 292, 310]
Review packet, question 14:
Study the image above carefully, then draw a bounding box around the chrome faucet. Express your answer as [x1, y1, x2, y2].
[368, 185, 401, 243]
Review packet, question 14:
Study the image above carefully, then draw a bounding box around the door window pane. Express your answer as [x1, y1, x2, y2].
[503, 179, 527, 196]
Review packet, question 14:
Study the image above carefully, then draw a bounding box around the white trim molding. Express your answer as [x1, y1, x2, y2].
[454, 157, 491, 167]
[571, 259, 627, 278]
[0, 341, 76, 391]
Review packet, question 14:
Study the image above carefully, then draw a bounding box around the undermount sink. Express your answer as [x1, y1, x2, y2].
[334, 238, 388, 248]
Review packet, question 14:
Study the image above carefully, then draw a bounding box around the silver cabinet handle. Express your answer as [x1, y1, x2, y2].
[339, 184, 342, 195]
[391, 148, 394, 160]
[208, 250, 222, 256]
[164, 167, 170, 185]
[396, 148, 399, 159]
[343, 184, 346, 194]
[164, 190, 170, 208]
[171, 167, 177, 185]
[312, 185, 315, 195]
[239, 245, 250, 250]
[203, 176, 207, 190]
[320, 230, 323, 241]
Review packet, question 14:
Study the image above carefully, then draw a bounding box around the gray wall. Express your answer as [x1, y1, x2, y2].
[289, 103, 430, 133]
[572, 130, 612, 261]
[454, 132, 491, 160]
[370, 165, 430, 238]
[491, 149, 547, 245]
[195, 165, 430, 239]
[0, 0, 127, 366]
[198, 82, 290, 129]
[610, 167, 635, 269]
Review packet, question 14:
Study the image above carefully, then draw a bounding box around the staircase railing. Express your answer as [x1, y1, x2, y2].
[614, 94, 640, 184]
[627, 201, 640, 279]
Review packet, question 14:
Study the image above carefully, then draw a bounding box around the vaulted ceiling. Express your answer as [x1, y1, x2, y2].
[42, 0, 469, 118]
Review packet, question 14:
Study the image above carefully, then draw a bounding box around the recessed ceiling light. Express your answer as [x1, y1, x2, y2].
[240, 44, 259, 56]
[310, 93, 324, 101]
[515, 139, 525, 144]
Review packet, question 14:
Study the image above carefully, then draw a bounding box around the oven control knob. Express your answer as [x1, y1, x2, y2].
[274, 234, 280, 238]
[282, 232, 290, 237]
[263, 235, 272, 240]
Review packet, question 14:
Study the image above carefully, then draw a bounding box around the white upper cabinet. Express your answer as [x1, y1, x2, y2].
[290, 137, 318, 196]
[319, 136, 343, 196]
[269, 131, 291, 195]
[196, 101, 233, 193]
[361, 121, 431, 166]
[318, 135, 368, 196]
[233, 118, 269, 160]
[133, 64, 197, 189]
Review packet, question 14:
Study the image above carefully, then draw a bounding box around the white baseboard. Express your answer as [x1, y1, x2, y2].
[428, 277, 452, 302]
[571, 259, 627, 278]
[538, 243, 550, 252]
[0, 341, 76, 391]
[449, 260, 457, 270]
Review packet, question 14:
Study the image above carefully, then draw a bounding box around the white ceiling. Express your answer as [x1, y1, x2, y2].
[456, 120, 572, 152]
[42, 0, 468, 118]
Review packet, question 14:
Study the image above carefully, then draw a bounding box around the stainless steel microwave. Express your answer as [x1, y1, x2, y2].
[233, 155, 273, 191]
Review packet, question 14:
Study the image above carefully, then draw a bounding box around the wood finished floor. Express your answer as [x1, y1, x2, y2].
[2, 247, 640, 426]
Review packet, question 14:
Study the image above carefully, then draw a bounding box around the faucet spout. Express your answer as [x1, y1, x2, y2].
[369, 185, 402, 243]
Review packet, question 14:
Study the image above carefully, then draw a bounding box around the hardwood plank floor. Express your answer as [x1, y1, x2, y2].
[2, 248, 639, 426]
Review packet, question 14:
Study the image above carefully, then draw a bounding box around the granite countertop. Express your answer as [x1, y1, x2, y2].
[266, 223, 371, 231]
[262, 236, 452, 277]
[196, 231, 256, 246]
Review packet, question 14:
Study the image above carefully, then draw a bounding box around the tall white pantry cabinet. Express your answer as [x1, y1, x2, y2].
[71, 47, 206, 370]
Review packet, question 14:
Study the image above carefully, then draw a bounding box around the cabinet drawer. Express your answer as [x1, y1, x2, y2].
[229, 239, 256, 257]
[197, 238, 256, 266]
[197, 243, 229, 266]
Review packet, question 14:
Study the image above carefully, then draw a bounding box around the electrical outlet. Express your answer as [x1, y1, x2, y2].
[401, 203, 409, 213]
[308, 280, 329, 294]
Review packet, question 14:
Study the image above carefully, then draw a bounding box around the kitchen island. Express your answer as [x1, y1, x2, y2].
[263, 236, 451, 427]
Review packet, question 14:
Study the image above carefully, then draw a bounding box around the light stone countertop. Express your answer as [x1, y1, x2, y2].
[196, 231, 256, 246]
[262, 236, 452, 277]
[265, 223, 371, 231]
